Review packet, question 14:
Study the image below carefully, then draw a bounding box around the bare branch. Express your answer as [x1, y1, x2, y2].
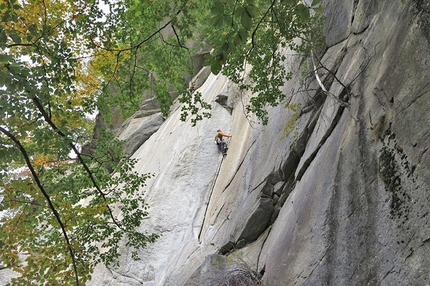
[311, 51, 351, 108]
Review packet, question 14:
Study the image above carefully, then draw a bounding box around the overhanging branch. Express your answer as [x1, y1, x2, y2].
[31, 95, 125, 231]
[0, 126, 80, 286]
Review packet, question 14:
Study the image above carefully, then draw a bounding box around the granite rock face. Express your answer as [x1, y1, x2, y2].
[86, 0, 430, 285]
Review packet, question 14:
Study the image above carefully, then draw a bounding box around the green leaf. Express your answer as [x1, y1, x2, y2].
[241, 9, 253, 30]
[211, 59, 222, 75]
[8, 63, 22, 73]
[281, 0, 298, 5]
[0, 28, 7, 46]
[211, 0, 224, 15]
[238, 27, 248, 40]
[233, 33, 242, 45]
[222, 41, 230, 52]
[223, 14, 233, 26]
[245, 4, 259, 18]
[211, 14, 224, 27]
[295, 4, 310, 21]
[0, 70, 11, 86]
[312, 0, 322, 6]
[1, 11, 10, 22]
[234, 6, 245, 18]
[0, 54, 12, 62]
[9, 31, 21, 44]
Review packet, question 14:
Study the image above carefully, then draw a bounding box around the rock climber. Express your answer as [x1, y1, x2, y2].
[215, 129, 232, 155]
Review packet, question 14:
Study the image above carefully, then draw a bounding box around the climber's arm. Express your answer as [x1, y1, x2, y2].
[218, 131, 232, 138]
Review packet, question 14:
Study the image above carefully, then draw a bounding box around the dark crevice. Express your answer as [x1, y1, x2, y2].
[220, 48, 352, 249]
[265, 103, 324, 203]
[352, 24, 370, 35]
[227, 44, 353, 249]
[218, 241, 236, 255]
[251, 179, 267, 193]
[212, 203, 227, 228]
[232, 95, 327, 248]
[223, 139, 258, 193]
[351, 0, 360, 25]
[198, 154, 225, 241]
[295, 88, 349, 181]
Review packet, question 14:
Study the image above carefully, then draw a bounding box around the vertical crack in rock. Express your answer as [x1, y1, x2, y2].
[223, 139, 258, 192]
[232, 93, 327, 248]
[198, 155, 226, 242]
[296, 88, 350, 181]
[199, 138, 258, 243]
[236, 197, 275, 244]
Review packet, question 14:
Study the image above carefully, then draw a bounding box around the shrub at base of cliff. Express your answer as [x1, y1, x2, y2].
[186, 254, 263, 286]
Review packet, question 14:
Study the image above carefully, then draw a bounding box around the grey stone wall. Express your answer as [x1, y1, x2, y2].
[84, 0, 430, 285]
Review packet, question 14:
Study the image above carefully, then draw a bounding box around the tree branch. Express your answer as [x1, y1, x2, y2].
[0, 126, 80, 286]
[311, 51, 351, 108]
[30, 95, 125, 231]
[106, 9, 184, 53]
[248, 0, 276, 56]
[171, 25, 188, 50]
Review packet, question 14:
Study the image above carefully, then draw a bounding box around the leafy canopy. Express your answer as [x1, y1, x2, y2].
[204, 0, 324, 124]
[0, 0, 158, 285]
[0, 0, 323, 284]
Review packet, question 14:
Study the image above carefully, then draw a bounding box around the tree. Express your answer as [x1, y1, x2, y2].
[92, 0, 324, 125]
[0, 0, 158, 285]
[0, 0, 323, 284]
[202, 0, 324, 124]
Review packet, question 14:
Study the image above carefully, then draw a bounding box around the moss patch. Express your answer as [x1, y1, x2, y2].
[379, 136, 411, 220]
